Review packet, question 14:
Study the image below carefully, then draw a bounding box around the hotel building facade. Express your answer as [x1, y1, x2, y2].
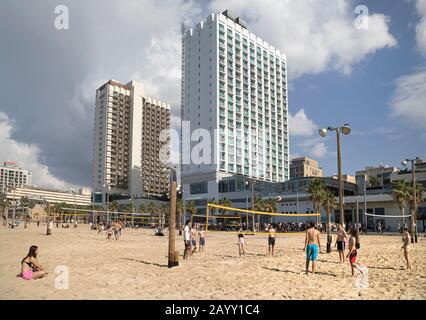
[0, 161, 32, 194]
[92, 80, 170, 202]
[181, 10, 290, 205]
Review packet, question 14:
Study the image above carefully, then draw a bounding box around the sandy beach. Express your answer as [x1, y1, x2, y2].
[0, 224, 425, 300]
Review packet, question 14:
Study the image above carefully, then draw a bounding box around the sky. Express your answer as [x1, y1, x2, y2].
[0, 0, 425, 189]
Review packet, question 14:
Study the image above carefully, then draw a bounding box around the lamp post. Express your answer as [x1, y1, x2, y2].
[319, 124, 351, 226]
[46, 198, 52, 235]
[401, 157, 422, 243]
[164, 166, 178, 268]
[12, 178, 18, 225]
[103, 184, 110, 224]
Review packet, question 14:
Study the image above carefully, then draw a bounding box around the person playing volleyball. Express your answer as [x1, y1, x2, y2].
[238, 227, 246, 256]
[303, 222, 321, 274]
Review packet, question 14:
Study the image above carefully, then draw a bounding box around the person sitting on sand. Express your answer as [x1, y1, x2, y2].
[20, 245, 48, 280]
[97, 223, 104, 235]
[347, 229, 363, 276]
[238, 228, 246, 256]
[303, 222, 321, 275]
[266, 224, 276, 257]
[335, 224, 348, 263]
[401, 227, 412, 270]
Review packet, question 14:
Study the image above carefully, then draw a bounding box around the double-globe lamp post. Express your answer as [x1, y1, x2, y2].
[401, 157, 422, 244]
[319, 124, 351, 253]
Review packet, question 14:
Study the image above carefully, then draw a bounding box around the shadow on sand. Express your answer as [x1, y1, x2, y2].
[121, 258, 168, 268]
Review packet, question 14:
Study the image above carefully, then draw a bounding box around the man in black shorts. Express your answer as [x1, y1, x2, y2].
[267, 224, 277, 256]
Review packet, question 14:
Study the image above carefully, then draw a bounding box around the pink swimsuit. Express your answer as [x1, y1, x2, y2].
[22, 269, 33, 280]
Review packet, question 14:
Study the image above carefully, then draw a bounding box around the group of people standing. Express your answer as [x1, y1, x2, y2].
[96, 221, 123, 240]
[183, 221, 206, 259]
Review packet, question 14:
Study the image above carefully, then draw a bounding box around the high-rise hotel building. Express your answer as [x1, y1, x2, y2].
[181, 10, 289, 202]
[92, 80, 170, 202]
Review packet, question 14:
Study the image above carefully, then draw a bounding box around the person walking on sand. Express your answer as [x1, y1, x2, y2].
[20, 245, 48, 280]
[183, 220, 191, 260]
[199, 227, 206, 253]
[335, 224, 348, 263]
[347, 229, 364, 276]
[238, 227, 246, 256]
[267, 224, 277, 256]
[303, 222, 321, 274]
[401, 227, 412, 270]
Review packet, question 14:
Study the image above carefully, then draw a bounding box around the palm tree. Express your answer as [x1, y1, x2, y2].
[408, 183, 424, 233]
[147, 202, 157, 225]
[307, 179, 325, 225]
[0, 194, 8, 226]
[186, 201, 197, 224]
[392, 180, 412, 224]
[109, 200, 119, 222]
[321, 189, 336, 252]
[176, 198, 183, 235]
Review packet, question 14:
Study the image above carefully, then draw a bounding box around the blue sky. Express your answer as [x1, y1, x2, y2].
[289, 0, 426, 176]
[0, 0, 425, 188]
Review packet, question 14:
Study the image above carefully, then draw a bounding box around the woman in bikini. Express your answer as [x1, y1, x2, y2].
[20, 245, 48, 280]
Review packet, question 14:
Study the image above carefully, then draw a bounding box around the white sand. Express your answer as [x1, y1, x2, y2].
[0, 224, 425, 300]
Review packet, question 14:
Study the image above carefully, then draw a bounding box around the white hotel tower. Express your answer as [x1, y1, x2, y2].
[181, 10, 289, 202]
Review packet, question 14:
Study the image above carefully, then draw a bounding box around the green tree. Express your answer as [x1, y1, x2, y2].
[321, 189, 336, 251]
[307, 179, 325, 224]
[392, 180, 412, 223]
[186, 201, 197, 224]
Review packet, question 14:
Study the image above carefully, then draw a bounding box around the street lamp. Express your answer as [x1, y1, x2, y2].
[319, 124, 351, 228]
[245, 179, 256, 233]
[103, 184, 110, 224]
[163, 166, 178, 268]
[401, 157, 422, 243]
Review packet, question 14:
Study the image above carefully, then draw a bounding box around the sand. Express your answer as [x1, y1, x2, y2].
[0, 224, 425, 300]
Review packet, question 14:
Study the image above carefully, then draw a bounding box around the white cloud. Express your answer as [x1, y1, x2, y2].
[0, 112, 75, 189]
[310, 142, 328, 158]
[415, 0, 426, 55]
[390, 68, 426, 130]
[209, 0, 397, 78]
[289, 109, 318, 136]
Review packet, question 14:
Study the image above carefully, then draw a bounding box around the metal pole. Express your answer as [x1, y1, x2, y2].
[356, 200, 360, 249]
[364, 181, 367, 232]
[46, 200, 52, 235]
[168, 168, 178, 268]
[251, 180, 255, 233]
[336, 128, 345, 226]
[12, 179, 17, 225]
[412, 161, 417, 243]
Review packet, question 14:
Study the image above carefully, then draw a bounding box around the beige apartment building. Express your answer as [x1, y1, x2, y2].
[290, 157, 323, 179]
[93, 80, 170, 202]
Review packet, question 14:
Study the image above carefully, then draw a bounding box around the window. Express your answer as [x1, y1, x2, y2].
[190, 181, 208, 195]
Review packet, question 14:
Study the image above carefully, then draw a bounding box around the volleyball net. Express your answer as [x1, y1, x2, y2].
[202, 203, 321, 234]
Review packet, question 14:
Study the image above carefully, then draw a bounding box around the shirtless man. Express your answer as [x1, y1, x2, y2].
[401, 227, 412, 270]
[199, 227, 206, 253]
[335, 224, 348, 263]
[267, 224, 277, 256]
[347, 229, 363, 276]
[190, 225, 197, 254]
[303, 222, 321, 274]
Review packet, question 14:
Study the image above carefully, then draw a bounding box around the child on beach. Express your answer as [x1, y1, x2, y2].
[20, 245, 48, 280]
[238, 228, 246, 256]
[347, 229, 364, 276]
[401, 227, 412, 270]
[199, 227, 206, 253]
